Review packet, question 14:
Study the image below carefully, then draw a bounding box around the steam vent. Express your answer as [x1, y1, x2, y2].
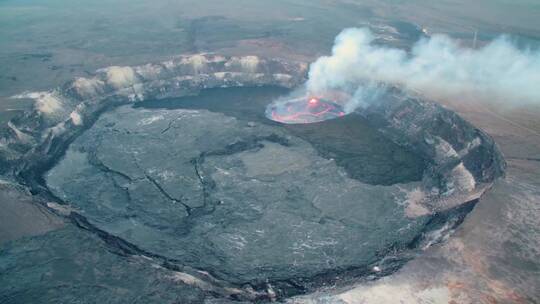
[0, 54, 504, 301]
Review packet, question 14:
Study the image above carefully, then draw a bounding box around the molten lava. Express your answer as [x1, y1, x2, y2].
[269, 96, 345, 124]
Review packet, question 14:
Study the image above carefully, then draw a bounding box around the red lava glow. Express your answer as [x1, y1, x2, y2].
[270, 96, 346, 124]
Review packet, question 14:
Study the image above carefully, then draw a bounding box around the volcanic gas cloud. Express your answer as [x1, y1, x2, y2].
[267, 27, 540, 124]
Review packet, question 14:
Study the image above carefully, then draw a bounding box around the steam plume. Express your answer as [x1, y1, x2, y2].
[307, 27, 540, 110]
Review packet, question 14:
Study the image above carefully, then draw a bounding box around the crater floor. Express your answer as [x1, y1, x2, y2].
[46, 92, 429, 285]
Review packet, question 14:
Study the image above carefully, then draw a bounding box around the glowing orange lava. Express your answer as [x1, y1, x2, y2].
[269, 96, 346, 124]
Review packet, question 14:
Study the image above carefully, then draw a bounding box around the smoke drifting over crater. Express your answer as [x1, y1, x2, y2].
[307, 27, 540, 111]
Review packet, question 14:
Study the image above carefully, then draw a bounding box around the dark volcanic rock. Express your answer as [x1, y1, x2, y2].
[0, 226, 208, 304]
[45, 106, 428, 284]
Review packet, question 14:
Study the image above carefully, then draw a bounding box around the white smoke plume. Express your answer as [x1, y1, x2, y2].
[307, 27, 540, 110]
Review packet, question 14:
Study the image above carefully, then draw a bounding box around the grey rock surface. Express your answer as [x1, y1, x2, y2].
[0, 226, 208, 304]
[0, 182, 63, 244]
[45, 106, 427, 284]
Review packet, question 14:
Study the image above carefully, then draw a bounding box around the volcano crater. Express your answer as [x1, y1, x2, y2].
[2, 55, 505, 299]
